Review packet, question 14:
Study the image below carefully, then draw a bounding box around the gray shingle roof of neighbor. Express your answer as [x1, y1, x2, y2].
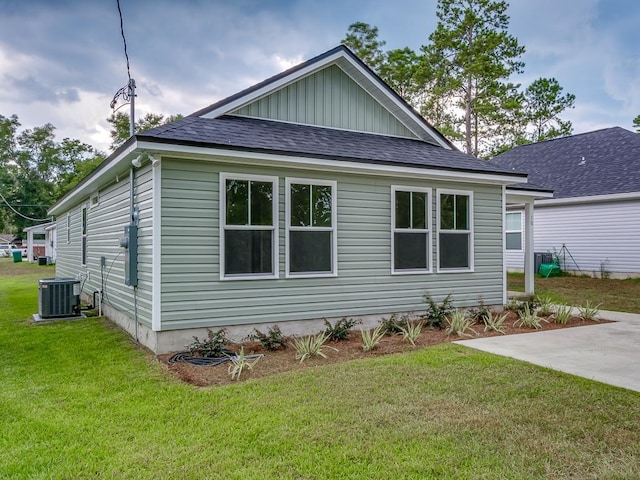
[490, 127, 640, 199]
[138, 114, 527, 178]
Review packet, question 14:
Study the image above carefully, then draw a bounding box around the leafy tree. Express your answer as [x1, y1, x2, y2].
[341, 22, 386, 72]
[422, 0, 525, 157]
[633, 114, 640, 133]
[0, 115, 103, 236]
[107, 111, 183, 151]
[522, 77, 575, 142]
[378, 48, 423, 103]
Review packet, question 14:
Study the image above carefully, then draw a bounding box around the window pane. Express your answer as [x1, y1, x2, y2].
[506, 212, 521, 231]
[226, 180, 249, 225]
[81, 236, 87, 265]
[440, 194, 454, 230]
[290, 231, 332, 273]
[250, 181, 273, 226]
[439, 232, 470, 269]
[506, 232, 522, 250]
[224, 230, 273, 275]
[290, 184, 310, 227]
[82, 208, 87, 235]
[395, 191, 411, 229]
[455, 195, 469, 230]
[394, 232, 428, 270]
[312, 185, 332, 227]
[412, 192, 427, 229]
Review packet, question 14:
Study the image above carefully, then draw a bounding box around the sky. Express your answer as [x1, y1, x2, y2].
[0, 0, 638, 153]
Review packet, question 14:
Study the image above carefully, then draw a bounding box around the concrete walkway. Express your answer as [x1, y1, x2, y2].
[455, 309, 640, 393]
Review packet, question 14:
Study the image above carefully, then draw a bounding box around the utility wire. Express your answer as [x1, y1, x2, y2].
[0, 192, 51, 222]
[116, 0, 131, 82]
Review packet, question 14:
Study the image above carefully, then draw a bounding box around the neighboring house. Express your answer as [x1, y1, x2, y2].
[49, 45, 543, 353]
[491, 127, 640, 278]
[23, 222, 53, 262]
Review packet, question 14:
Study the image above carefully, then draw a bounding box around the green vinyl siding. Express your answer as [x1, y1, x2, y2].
[231, 65, 418, 139]
[54, 165, 155, 328]
[159, 157, 504, 330]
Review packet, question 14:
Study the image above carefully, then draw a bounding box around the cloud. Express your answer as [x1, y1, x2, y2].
[1, 74, 80, 104]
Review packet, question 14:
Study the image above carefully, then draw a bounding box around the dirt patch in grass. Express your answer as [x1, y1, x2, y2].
[159, 313, 606, 387]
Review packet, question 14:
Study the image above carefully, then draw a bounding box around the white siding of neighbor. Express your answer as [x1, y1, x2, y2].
[55, 165, 154, 327]
[505, 200, 640, 277]
[160, 157, 505, 331]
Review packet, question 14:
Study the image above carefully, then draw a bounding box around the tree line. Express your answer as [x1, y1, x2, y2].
[342, 0, 577, 158]
[0, 112, 178, 237]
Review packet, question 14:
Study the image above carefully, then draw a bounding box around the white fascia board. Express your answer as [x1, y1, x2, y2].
[137, 141, 527, 186]
[200, 51, 346, 120]
[48, 142, 138, 216]
[336, 57, 450, 149]
[506, 188, 554, 205]
[201, 49, 450, 150]
[535, 191, 640, 207]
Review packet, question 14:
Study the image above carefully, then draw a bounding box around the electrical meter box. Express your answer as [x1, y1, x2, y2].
[123, 224, 138, 286]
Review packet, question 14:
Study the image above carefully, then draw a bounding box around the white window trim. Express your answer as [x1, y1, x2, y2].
[219, 172, 279, 281]
[285, 177, 338, 278]
[81, 205, 88, 267]
[505, 211, 523, 251]
[89, 192, 100, 209]
[436, 188, 474, 273]
[391, 185, 432, 275]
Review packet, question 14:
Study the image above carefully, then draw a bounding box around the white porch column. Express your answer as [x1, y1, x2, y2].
[524, 200, 535, 295]
[27, 230, 34, 263]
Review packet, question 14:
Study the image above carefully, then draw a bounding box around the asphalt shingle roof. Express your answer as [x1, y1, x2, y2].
[490, 127, 640, 199]
[138, 115, 526, 178]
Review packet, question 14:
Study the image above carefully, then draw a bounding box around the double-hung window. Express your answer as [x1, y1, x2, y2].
[392, 187, 431, 273]
[81, 206, 87, 266]
[437, 189, 473, 271]
[221, 174, 278, 279]
[286, 179, 337, 277]
[505, 212, 522, 250]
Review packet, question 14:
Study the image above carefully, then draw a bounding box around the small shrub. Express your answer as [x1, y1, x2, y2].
[515, 304, 546, 329]
[482, 311, 508, 334]
[446, 309, 476, 337]
[552, 304, 572, 324]
[378, 313, 408, 335]
[324, 317, 362, 342]
[537, 295, 555, 316]
[578, 301, 601, 321]
[505, 295, 540, 316]
[292, 332, 337, 363]
[227, 347, 262, 381]
[246, 325, 288, 351]
[188, 328, 229, 358]
[361, 325, 386, 352]
[467, 298, 493, 322]
[398, 321, 424, 346]
[423, 293, 455, 329]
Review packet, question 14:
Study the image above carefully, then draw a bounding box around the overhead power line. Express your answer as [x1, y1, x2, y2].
[0, 192, 52, 222]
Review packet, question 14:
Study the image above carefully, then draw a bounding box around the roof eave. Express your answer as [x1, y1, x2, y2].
[136, 137, 527, 186]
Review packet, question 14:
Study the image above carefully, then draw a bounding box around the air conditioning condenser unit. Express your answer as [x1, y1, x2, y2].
[38, 278, 81, 318]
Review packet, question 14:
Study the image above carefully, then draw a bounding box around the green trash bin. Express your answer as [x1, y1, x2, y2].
[538, 262, 560, 278]
[12, 250, 22, 263]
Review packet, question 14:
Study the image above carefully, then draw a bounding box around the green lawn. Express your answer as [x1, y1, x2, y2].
[508, 272, 640, 313]
[1, 258, 639, 479]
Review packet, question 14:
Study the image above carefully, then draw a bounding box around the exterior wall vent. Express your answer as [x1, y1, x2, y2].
[38, 278, 81, 318]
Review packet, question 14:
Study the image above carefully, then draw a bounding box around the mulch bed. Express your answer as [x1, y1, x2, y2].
[158, 313, 607, 387]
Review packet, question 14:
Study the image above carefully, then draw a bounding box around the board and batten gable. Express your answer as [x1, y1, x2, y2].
[159, 156, 505, 335]
[505, 199, 640, 277]
[54, 164, 155, 336]
[230, 64, 419, 139]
